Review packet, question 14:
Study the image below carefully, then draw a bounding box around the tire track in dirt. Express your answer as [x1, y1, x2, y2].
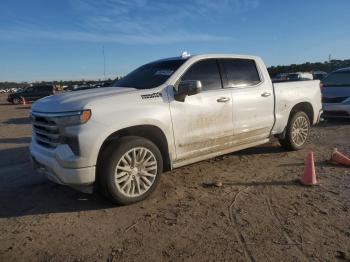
[265, 192, 308, 260]
[228, 187, 255, 262]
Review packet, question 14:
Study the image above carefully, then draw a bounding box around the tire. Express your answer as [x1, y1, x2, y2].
[97, 136, 163, 205]
[12, 97, 21, 105]
[279, 111, 310, 151]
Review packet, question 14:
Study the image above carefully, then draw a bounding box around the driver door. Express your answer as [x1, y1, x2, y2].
[169, 59, 234, 161]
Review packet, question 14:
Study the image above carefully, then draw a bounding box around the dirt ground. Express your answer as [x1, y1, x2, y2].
[0, 93, 349, 262]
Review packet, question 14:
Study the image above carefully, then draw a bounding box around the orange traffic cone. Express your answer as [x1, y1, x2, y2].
[330, 148, 350, 167]
[300, 151, 317, 186]
[21, 96, 26, 105]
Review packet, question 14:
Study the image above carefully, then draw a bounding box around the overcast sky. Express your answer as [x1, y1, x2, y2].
[1, 0, 349, 81]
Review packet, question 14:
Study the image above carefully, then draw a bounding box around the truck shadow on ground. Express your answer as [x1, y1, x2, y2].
[16, 106, 31, 110]
[0, 145, 31, 168]
[0, 145, 114, 218]
[2, 117, 31, 125]
[0, 178, 115, 219]
[0, 137, 31, 144]
[0, 144, 292, 219]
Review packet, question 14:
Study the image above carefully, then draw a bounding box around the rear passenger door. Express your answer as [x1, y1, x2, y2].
[170, 59, 234, 161]
[219, 58, 274, 143]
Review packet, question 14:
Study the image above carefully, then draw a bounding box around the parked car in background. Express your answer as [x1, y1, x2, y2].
[30, 53, 322, 204]
[287, 72, 313, 81]
[312, 71, 328, 80]
[72, 84, 103, 91]
[7, 85, 54, 104]
[272, 73, 289, 82]
[272, 72, 313, 83]
[322, 67, 350, 118]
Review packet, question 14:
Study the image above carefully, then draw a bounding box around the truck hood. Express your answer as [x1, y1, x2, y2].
[32, 87, 138, 113]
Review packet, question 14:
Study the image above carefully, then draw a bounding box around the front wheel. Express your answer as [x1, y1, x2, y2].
[279, 111, 310, 151]
[98, 136, 163, 205]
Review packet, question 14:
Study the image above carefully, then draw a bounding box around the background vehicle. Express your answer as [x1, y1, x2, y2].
[322, 67, 350, 118]
[287, 72, 313, 81]
[72, 85, 98, 91]
[7, 85, 54, 104]
[30, 54, 322, 204]
[272, 73, 289, 82]
[272, 72, 313, 82]
[312, 70, 328, 80]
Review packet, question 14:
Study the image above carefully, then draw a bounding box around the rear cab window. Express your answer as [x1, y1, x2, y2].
[220, 58, 261, 88]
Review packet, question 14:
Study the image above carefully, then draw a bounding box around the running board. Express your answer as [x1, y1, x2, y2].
[172, 138, 270, 169]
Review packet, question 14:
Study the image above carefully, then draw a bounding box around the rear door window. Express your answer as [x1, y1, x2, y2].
[181, 59, 222, 91]
[220, 59, 261, 87]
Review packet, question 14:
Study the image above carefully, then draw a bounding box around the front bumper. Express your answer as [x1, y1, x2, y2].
[30, 142, 96, 187]
[322, 103, 350, 118]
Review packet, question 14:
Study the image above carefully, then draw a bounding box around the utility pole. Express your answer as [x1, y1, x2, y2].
[328, 54, 332, 62]
[102, 45, 106, 80]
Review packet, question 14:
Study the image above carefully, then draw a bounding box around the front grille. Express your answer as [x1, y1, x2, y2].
[32, 114, 60, 148]
[322, 97, 348, 103]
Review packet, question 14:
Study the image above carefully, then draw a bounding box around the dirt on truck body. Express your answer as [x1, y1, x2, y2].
[0, 94, 349, 261]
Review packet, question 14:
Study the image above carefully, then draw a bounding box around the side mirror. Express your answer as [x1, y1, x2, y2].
[174, 80, 202, 102]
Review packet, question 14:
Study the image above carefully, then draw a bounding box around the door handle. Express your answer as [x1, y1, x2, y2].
[217, 97, 231, 103]
[261, 92, 271, 97]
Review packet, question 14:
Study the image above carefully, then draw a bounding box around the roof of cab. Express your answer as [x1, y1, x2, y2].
[153, 53, 262, 64]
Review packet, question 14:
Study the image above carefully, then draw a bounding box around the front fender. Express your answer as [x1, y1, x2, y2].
[81, 107, 174, 167]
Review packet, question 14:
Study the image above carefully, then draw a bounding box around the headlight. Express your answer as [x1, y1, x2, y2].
[54, 110, 91, 126]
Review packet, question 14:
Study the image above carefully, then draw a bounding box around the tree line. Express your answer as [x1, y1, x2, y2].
[267, 59, 350, 77]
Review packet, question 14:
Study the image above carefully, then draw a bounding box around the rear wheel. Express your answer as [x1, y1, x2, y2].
[98, 136, 163, 205]
[279, 111, 310, 150]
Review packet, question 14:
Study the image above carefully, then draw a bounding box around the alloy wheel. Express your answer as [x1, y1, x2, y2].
[114, 147, 157, 198]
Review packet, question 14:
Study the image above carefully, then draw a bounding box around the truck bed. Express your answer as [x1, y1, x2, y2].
[272, 80, 322, 135]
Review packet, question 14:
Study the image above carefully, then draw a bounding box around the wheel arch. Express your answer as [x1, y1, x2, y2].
[276, 102, 314, 139]
[289, 102, 314, 124]
[96, 125, 172, 172]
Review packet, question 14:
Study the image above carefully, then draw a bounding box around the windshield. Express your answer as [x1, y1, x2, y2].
[322, 71, 350, 87]
[111, 59, 187, 89]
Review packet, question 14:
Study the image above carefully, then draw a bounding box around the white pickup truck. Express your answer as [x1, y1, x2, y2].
[30, 53, 322, 204]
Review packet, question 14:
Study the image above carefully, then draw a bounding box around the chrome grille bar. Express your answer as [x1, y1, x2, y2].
[32, 112, 60, 149]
